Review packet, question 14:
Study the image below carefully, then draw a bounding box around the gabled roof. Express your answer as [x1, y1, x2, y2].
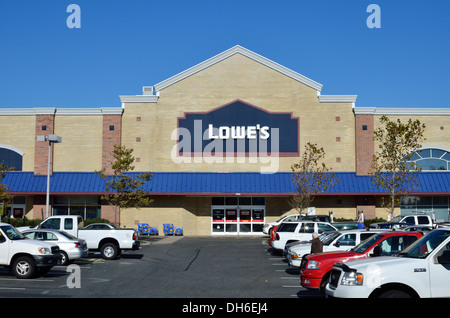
[153, 45, 323, 93]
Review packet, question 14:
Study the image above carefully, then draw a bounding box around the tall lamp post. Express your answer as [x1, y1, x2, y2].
[37, 134, 62, 218]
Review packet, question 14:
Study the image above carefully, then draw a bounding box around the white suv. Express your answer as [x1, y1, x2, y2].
[271, 221, 338, 251]
[262, 214, 302, 235]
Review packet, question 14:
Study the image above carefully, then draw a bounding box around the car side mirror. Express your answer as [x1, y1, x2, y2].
[437, 250, 450, 264]
[334, 241, 340, 247]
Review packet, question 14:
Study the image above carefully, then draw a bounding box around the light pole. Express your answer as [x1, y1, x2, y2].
[37, 134, 62, 218]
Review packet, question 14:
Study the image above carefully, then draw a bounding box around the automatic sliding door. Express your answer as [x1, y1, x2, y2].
[225, 209, 238, 232]
[211, 197, 266, 235]
[239, 209, 252, 233]
[252, 209, 264, 232]
[212, 209, 225, 233]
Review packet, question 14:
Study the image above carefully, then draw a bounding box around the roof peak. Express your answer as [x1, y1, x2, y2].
[152, 45, 323, 93]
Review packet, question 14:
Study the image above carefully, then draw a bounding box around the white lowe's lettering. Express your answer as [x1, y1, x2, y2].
[208, 124, 270, 140]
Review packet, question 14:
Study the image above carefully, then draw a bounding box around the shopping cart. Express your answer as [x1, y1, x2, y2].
[163, 223, 183, 236]
[138, 223, 159, 236]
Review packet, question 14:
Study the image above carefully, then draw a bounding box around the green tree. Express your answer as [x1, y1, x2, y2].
[96, 145, 153, 225]
[290, 142, 337, 214]
[370, 115, 426, 218]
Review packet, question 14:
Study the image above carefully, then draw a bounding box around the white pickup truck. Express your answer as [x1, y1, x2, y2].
[0, 222, 61, 278]
[325, 228, 450, 298]
[370, 214, 434, 229]
[19, 216, 139, 260]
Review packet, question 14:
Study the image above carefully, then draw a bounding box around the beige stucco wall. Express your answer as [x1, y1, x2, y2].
[122, 53, 355, 173]
[120, 195, 360, 235]
[373, 114, 450, 151]
[0, 115, 35, 171]
[53, 115, 103, 171]
[120, 196, 211, 235]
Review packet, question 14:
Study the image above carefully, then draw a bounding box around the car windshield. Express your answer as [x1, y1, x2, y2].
[322, 232, 341, 245]
[276, 215, 300, 223]
[350, 234, 382, 253]
[398, 229, 450, 259]
[0, 225, 26, 241]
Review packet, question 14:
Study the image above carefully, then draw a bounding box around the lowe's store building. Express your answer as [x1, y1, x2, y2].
[1, 46, 450, 235]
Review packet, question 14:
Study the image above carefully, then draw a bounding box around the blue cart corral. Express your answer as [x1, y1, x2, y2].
[163, 223, 183, 236]
[138, 223, 159, 236]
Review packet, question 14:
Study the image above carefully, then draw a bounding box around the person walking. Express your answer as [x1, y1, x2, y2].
[310, 232, 323, 254]
[357, 211, 365, 229]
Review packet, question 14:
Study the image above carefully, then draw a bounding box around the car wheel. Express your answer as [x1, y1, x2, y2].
[12, 256, 36, 279]
[101, 243, 118, 260]
[60, 251, 69, 266]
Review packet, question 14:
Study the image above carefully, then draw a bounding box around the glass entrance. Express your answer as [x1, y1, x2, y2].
[211, 197, 265, 235]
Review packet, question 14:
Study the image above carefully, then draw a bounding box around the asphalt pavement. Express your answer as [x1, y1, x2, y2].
[0, 236, 324, 301]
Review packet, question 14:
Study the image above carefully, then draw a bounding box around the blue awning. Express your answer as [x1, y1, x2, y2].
[2, 171, 450, 196]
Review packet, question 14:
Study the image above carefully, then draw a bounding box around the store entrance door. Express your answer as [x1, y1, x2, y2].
[211, 197, 265, 235]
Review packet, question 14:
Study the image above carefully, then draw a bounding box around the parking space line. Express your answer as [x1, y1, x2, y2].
[0, 287, 26, 290]
[0, 278, 52, 282]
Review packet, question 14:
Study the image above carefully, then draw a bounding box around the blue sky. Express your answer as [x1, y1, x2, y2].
[0, 0, 448, 109]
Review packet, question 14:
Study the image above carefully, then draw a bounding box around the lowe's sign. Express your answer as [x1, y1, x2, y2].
[172, 100, 299, 172]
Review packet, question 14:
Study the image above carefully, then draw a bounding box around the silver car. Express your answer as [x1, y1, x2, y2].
[22, 229, 88, 265]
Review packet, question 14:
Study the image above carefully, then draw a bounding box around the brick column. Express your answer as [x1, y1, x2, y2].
[34, 109, 56, 175]
[101, 204, 120, 225]
[32, 195, 48, 219]
[355, 114, 374, 175]
[355, 113, 377, 220]
[356, 196, 376, 220]
[102, 109, 122, 174]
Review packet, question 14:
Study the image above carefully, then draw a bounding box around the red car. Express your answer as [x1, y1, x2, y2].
[300, 231, 423, 291]
[268, 225, 278, 246]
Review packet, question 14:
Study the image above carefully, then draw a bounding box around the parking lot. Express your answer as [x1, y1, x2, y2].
[0, 236, 322, 299]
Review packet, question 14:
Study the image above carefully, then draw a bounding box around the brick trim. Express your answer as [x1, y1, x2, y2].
[34, 114, 55, 175]
[355, 114, 374, 175]
[102, 114, 122, 174]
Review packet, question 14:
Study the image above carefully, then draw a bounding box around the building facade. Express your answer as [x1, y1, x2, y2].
[1, 46, 449, 235]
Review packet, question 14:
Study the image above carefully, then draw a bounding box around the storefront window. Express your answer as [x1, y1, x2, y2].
[0, 147, 23, 171]
[225, 197, 238, 205]
[239, 197, 252, 205]
[400, 196, 450, 222]
[52, 196, 101, 219]
[407, 147, 450, 171]
[212, 197, 224, 205]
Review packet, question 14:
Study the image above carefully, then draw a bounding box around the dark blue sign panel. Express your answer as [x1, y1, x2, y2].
[176, 100, 299, 156]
